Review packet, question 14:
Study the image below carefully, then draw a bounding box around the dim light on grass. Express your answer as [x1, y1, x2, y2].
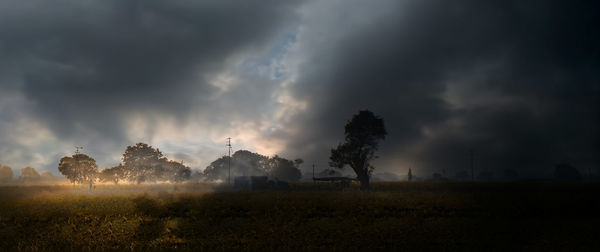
[1, 182, 599, 250]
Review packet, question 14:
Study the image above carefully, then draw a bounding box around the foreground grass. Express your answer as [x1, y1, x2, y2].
[1, 182, 599, 250]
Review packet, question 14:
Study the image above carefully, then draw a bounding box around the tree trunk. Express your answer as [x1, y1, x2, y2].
[357, 172, 371, 190]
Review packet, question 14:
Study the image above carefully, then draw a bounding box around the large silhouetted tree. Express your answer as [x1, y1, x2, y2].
[232, 150, 270, 175]
[203, 156, 230, 181]
[163, 160, 192, 182]
[330, 110, 387, 189]
[554, 164, 582, 181]
[122, 143, 166, 183]
[121, 143, 191, 183]
[267, 156, 302, 182]
[204, 150, 268, 181]
[58, 154, 99, 184]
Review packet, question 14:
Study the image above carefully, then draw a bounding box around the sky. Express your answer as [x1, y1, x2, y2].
[0, 0, 598, 178]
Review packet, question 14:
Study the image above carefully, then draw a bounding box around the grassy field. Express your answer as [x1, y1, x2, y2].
[1, 182, 599, 250]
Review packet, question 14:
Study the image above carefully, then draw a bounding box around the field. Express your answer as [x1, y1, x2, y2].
[1, 182, 599, 250]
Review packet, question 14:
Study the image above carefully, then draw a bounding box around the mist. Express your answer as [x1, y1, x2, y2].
[0, 164, 68, 185]
[0, 1, 598, 250]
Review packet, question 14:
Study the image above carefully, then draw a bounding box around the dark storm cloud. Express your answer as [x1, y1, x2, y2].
[1, 0, 598, 178]
[0, 0, 300, 141]
[0, 0, 302, 171]
[281, 0, 599, 177]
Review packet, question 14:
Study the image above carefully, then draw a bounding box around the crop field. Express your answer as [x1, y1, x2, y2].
[1, 182, 599, 250]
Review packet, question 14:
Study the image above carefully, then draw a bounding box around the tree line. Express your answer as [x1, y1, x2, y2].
[5, 109, 387, 189]
[59, 143, 192, 184]
[57, 142, 304, 184]
[49, 109, 593, 188]
[0, 164, 64, 184]
[203, 150, 303, 182]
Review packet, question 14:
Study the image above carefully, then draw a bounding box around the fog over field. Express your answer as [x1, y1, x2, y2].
[1, 1, 599, 250]
[0, 0, 598, 179]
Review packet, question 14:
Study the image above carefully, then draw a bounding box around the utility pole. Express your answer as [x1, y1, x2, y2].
[470, 149, 474, 181]
[312, 164, 316, 184]
[226, 137, 232, 184]
[75, 146, 83, 171]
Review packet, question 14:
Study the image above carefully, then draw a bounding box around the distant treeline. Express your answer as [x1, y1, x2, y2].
[0, 164, 66, 184]
[202, 150, 303, 182]
[408, 163, 589, 182]
[58, 143, 191, 184]
[53, 142, 304, 184]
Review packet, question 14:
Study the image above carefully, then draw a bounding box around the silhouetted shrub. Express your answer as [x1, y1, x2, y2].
[554, 164, 581, 181]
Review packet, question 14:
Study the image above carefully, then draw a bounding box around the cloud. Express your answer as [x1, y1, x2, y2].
[0, 0, 598, 179]
[273, 0, 600, 177]
[0, 0, 303, 172]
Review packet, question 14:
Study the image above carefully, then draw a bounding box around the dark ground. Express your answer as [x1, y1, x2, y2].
[0, 182, 598, 250]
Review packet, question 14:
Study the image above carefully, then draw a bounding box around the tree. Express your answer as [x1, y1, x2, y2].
[0, 164, 14, 183]
[162, 160, 192, 182]
[330, 110, 387, 189]
[203, 156, 231, 181]
[554, 163, 581, 181]
[58, 154, 99, 184]
[204, 150, 269, 181]
[267, 155, 302, 182]
[121, 143, 191, 183]
[203, 150, 302, 182]
[294, 159, 304, 167]
[408, 168, 413, 181]
[122, 143, 167, 183]
[99, 164, 125, 184]
[19, 167, 41, 183]
[232, 150, 270, 176]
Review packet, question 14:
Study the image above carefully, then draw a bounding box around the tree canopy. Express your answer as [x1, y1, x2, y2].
[554, 164, 581, 181]
[267, 156, 302, 182]
[204, 150, 303, 182]
[0, 164, 13, 183]
[330, 110, 387, 189]
[57, 143, 191, 184]
[203, 150, 268, 181]
[98, 164, 125, 184]
[19, 166, 42, 183]
[58, 154, 99, 184]
[120, 143, 191, 183]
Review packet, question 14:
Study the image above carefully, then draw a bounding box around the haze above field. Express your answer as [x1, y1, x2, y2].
[0, 0, 598, 178]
